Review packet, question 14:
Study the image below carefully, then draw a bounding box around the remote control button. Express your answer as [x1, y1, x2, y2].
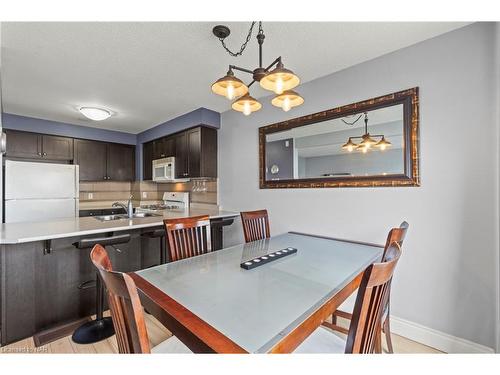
[244, 262, 253, 266]
[269, 254, 275, 257]
[275, 251, 282, 255]
[253, 259, 261, 262]
[261, 256, 268, 260]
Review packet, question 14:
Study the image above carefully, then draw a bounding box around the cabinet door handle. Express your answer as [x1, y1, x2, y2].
[42, 152, 47, 156]
[38, 152, 42, 156]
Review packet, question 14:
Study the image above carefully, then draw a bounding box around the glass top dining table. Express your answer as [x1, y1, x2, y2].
[131, 232, 383, 353]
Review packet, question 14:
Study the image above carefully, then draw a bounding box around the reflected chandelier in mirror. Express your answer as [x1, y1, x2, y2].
[259, 88, 420, 188]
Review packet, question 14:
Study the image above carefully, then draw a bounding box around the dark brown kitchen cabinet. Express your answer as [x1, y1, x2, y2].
[5, 129, 41, 159]
[74, 139, 108, 181]
[143, 141, 154, 180]
[75, 139, 135, 182]
[107, 143, 136, 181]
[180, 126, 217, 178]
[142, 126, 217, 180]
[5, 129, 73, 161]
[153, 137, 175, 159]
[41, 134, 74, 160]
[174, 131, 188, 178]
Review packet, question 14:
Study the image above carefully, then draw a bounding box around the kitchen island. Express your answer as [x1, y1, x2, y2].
[0, 208, 239, 346]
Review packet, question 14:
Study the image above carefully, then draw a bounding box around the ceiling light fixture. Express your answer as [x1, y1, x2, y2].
[211, 22, 304, 115]
[341, 112, 392, 153]
[79, 107, 112, 121]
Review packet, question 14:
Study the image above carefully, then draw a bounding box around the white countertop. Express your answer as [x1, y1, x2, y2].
[0, 208, 239, 245]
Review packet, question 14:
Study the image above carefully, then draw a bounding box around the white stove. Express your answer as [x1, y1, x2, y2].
[136, 192, 190, 214]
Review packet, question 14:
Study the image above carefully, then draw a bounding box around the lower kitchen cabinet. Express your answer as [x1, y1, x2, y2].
[0, 231, 142, 345]
[0, 219, 233, 346]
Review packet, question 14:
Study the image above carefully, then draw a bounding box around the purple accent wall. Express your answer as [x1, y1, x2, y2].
[2, 113, 136, 144]
[135, 108, 220, 180]
[2, 107, 221, 180]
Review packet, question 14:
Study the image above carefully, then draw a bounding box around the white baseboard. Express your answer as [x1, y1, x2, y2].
[390, 316, 495, 353]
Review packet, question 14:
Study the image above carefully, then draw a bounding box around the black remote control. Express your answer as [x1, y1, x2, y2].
[240, 247, 298, 270]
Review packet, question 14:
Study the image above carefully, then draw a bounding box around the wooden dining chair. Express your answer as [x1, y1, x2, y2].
[294, 242, 402, 353]
[164, 215, 211, 262]
[90, 244, 191, 353]
[240, 209, 270, 243]
[325, 221, 409, 353]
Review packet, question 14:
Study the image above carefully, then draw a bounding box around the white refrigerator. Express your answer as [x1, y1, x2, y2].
[4, 160, 79, 223]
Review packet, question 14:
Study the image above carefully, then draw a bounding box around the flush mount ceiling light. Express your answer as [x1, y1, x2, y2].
[341, 112, 392, 153]
[79, 107, 112, 121]
[211, 22, 304, 115]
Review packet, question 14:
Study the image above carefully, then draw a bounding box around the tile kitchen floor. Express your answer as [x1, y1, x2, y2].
[0, 314, 442, 354]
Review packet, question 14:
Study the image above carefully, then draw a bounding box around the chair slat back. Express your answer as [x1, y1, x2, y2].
[240, 209, 270, 243]
[345, 243, 402, 354]
[382, 221, 409, 259]
[90, 244, 151, 354]
[164, 215, 212, 262]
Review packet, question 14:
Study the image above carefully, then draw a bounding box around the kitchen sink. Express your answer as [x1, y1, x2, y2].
[94, 212, 161, 221]
[94, 214, 127, 221]
[132, 212, 161, 218]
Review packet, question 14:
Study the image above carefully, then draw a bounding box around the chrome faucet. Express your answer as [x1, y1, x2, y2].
[113, 195, 134, 218]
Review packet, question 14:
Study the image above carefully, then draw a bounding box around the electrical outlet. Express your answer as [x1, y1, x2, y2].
[142, 192, 147, 198]
[88, 193, 93, 200]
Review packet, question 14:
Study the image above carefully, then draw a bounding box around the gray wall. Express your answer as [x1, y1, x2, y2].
[218, 23, 499, 350]
[300, 148, 404, 178]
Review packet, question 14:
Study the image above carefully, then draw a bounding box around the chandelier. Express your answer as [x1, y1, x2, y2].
[211, 22, 304, 116]
[341, 112, 392, 153]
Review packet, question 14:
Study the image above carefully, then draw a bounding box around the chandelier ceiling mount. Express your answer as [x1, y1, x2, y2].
[211, 22, 304, 115]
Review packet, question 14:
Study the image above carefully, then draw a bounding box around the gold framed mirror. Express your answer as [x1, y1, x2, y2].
[259, 87, 420, 188]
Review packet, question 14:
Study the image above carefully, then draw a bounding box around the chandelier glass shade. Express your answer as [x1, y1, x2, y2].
[341, 112, 392, 153]
[271, 90, 304, 112]
[259, 63, 300, 94]
[231, 93, 262, 116]
[211, 22, 303, 115]
[211, 71, 248, 100]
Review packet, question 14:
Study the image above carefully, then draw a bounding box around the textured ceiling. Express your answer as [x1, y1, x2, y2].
[1, 22, 469, 133]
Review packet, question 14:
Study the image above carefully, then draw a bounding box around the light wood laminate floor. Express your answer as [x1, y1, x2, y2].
[0, 314, 442, 354]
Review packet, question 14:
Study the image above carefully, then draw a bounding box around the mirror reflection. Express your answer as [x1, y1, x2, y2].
[265, 104, 405, 180]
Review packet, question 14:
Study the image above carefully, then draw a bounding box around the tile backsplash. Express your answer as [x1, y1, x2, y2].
[80, 179, 218, 209]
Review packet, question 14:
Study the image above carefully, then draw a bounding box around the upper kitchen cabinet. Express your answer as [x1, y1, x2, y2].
[142, 141, 154, 180]
[174, 131, 188, 178]
[190, 126, 217, 178]
[75, 139, 135, 182]
[153, 136, 175, 159]
[107, 143, 136, 181]
[5, 129, 73, 161]
[5, 129, 41, 159]
[41, 134, 74, 160]
[74, 139, 108, 181]
[175, 126, 217, 178]
[142, 126, 217, 181]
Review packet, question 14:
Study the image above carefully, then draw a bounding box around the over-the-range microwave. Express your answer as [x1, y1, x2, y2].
[152, 157, 188, 182]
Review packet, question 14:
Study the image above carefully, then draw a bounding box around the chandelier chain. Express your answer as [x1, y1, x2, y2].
[219, 22, 261, 57]
[341, 113, 364, 126]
